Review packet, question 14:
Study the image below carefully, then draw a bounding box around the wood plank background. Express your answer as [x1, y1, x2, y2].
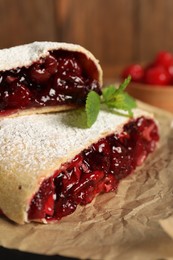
[0, 0, 173, 79]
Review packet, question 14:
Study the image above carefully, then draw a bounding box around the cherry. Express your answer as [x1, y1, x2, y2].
[154, 51, 173, 68]
[56, 55, 82, 76]
[45, 55, 58, 75]
[53, 73, 84, 93]
[61, 166, 81, 192]
[30, 55, 58, 83]
[36, 81, 74, 107]
[3, 81, 32, 108]
[109, 135, 134, 179]
[163, 61, 173, 84]
[29, 177, 55, 219]
[54, 198, 77, 219]
[72, 170, 105, 205]
[103, 174, 118, 192]
[44, 193, 55, 216]
[121, 64, 144, 83]
[82, 139, 111, 174]
[6, 75, 18, 84]
[144, 66, 171, 85]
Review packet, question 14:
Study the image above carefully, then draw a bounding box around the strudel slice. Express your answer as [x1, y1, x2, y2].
[0, 109, 159, 224]
[0, 42, 102, 117]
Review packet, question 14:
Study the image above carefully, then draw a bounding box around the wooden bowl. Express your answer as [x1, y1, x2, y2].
[126, 83, 173, 113]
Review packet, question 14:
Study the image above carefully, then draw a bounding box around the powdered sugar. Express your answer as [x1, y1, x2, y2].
[0, 108, 151, 179]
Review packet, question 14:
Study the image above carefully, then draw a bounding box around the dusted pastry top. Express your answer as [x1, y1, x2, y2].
[0, 108, 151, 176]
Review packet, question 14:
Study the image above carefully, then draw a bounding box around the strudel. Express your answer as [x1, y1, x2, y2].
[0, 42, 102, 117]
[0, 108, 159, 224]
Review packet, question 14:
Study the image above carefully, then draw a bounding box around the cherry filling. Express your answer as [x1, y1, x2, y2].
[28, 117, 159, 222]
[0, 50, 101, 115]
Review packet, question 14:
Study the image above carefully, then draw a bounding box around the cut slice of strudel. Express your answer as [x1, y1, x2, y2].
[0, 42, 102, 117]
[0, 108, 159, 224]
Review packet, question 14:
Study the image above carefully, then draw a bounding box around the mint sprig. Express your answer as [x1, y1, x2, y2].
[85, 90, 100, 128]
[85, 76, 137, 127]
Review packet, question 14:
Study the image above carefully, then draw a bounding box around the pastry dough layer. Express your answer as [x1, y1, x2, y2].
[0, 108, 153, 224]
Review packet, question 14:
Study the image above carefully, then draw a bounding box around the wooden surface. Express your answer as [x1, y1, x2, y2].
[0, 0, 56, 46]
[0, 0, 173, 79]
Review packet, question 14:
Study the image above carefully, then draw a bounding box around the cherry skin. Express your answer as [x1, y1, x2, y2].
[144, 66, 171, 85]
[30, 55, 58, 84]
[121, 64, 144, 83]
[3, 81, 32, 108]
[154, 51, 173, 68]
[56, 55, 82, 76]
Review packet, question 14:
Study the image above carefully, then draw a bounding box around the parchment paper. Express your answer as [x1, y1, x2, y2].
[0, 101, 173, 260]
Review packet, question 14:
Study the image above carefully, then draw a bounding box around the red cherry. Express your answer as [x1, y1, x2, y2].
[3, 82, 32, 108]
[144, 66, 171, 85]
[6, 75, 18, 84]
[167, 62, 173, 76]
[164, 61, 173, 84]
[144, 62, 156, 71]
[154, 51, 173, 68]
[44, 194, 54, 216]
[45, 55, 58, 75]
[30, 55, 58, 83]
[103, 174, 118, 192]
[57, 56, 82, 76]
[121, 64, 144, 82]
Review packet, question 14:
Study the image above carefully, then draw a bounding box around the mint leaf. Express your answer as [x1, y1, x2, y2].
[117, 75, 131, 92]
[106, 92, 136, 115]
[102, 85, 116, 102]
[106, 93, 126, 108]
[102, 76, 136, 116]
[85, 91, 100, 127]
[123, 92, 137, 110]
[84, 76, 136, 128]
